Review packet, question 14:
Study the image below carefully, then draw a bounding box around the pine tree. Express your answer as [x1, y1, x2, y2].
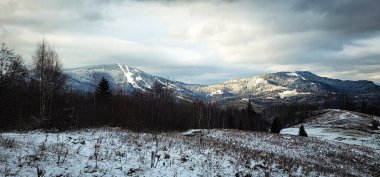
[298, 124, 308, 137]
[93, 77, 112, 126]
[271, 117, 282, 133]
[95, 77, 112, 105]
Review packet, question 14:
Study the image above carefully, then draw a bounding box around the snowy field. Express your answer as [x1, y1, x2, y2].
[281, 109, 380, 150]
[1, 128, 379, 177]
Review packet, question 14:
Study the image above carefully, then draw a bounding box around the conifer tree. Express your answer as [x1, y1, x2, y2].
[271, 117, 282, 133]
[95, 77, 112, 105]
[298, 124, 308, 137]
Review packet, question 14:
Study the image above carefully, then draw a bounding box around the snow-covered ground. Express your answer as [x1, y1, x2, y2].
[281, 109, 380, 150]
[1, 128, 379, 176]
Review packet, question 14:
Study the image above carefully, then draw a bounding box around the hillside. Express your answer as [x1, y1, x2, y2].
[1, 128, 379, 176]
[198, 71, 380, 106]
[65, 63, 202, 100]
[281, 109, 380, 150]
[65, 64, 380, 108]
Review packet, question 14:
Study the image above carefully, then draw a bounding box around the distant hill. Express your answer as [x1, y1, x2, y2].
[65, 64, 380, 108]
[65, 63, 203, 100]
[281, 109, 380, 149]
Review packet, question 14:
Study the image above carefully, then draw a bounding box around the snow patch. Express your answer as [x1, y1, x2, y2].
[278, 90, 310, 99]
[210, 90, 232, 96]
[117, 63, 143, 90]
[286, 72, 299, 77]
[286, 72, 306, 80]
[255, 78, 267, 84]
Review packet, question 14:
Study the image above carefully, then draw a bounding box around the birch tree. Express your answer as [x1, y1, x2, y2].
[33, 39, 66, 127]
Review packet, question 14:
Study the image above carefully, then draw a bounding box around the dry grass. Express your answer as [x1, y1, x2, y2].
[0, 128, 379, 176]
[0, 136, 18, 148]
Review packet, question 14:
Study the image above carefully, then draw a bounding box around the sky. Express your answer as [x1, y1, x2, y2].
[1, 0, 380, 84]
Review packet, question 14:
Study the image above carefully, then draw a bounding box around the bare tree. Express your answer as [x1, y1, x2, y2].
[0, 43, 27, 84]
[0, 42, 28, 130]
[33, 39, 66, 127]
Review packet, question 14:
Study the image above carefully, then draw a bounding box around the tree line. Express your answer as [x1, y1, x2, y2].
[3, 40, 375, 133]
[0, 40, 270, 132]
[57, 78, 270, 132]
[324, 92, 380, 117]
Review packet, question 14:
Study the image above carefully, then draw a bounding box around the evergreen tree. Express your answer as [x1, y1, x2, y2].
[298, 124, 308, 137]
[95, 77, 112, 105]
[271, 117, 282, 133]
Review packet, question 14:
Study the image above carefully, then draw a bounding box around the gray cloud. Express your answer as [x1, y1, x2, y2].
[0, 0, 379, 84]
[294, 0, 380, 33]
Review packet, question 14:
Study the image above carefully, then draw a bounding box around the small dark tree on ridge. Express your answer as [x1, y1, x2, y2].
[271, 117, 282, 133]
[299, 124, 308, 137]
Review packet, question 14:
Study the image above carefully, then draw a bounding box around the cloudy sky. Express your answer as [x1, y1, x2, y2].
[1, 0, 380, 84]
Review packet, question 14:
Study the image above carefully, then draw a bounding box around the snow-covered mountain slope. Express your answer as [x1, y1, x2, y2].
[65, 65, 380, 106]
[65, 64, 202, 99]
[1, 128, 379, 176]
[196, 71, 380, 107]
[281, 109, 380, 150]
[199, 71, 380, 97]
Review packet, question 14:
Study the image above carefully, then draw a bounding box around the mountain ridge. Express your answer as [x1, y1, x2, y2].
[64, 63, 380, 107]
[65, 63, 203, 100]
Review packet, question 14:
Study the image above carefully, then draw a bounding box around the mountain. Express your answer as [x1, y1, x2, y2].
[65, 63, 203, 100]
[191, 71, 380, 109]
[199, 71, 380, 96]
[65, 64, 380, 108]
